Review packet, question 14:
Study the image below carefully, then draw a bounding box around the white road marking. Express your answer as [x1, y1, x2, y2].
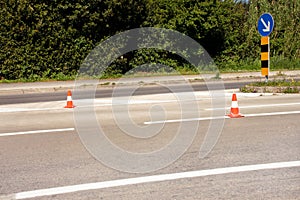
[95, 99, 179, 105]
[144, 116, 229, 124]
[244, 110, 300, 117]
[0, 128, 75, 137]
[4, 160, 300, 199]
[144, 110, 300, 124]
[205, 102, 300, 111]
[0, 99, 181, 113]
[0, 91, 293, 113]
[0, 107, 64, 113]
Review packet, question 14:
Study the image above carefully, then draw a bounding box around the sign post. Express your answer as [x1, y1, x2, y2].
[257, 13, 274, 82]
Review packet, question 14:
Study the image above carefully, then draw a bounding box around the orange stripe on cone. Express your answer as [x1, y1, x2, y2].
[64, 90, 75, 108]
[227, 93, 243, 118]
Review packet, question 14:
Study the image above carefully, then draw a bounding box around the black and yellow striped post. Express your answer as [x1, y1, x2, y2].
[261, 36, 269, 81]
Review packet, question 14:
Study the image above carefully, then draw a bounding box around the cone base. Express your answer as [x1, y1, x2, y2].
[227, 113, 244, 118]
[64, 105, 75, 108]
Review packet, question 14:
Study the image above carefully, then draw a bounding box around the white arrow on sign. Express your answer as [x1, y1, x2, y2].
[260, 18, 270, 32]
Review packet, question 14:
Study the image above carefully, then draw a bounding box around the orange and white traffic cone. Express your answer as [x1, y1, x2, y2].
[64, 90, 75, 108]
[227, 93, 243, 118]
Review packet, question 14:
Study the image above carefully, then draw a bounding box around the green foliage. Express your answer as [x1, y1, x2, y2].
[283, 87, 300, 94]
[0, 0, 299, 81]
[219, 56, 300, 72]
[0, 0, 147, 80]
[240, 79, 300, 93]
[249, 79, 300, 87]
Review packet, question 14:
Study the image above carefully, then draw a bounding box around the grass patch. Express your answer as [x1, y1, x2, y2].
[1, 56, 299, 83]
[0, 73, 75, 83]
[249, 79, 300, 87]
[283, 87, 300, 93]
[100, 82, 110, 86]
[218, 57, 300, 72]
[240, 79, 300, 93]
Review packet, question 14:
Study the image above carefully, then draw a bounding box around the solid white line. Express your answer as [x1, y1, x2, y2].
[9, 160, 300, 199]
[205, 102, 300, 111]
[0, 128, 75, 137]
[0, 99, 180, 113]
[144, 110, 300, 124]
[0, 92, 290, 113]
[0, 107, 64, 113]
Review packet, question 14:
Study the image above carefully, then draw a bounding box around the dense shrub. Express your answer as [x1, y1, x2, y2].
[0, 0, 299, 80]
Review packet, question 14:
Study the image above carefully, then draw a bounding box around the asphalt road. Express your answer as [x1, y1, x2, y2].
[0, 80, 254, 105]
[0, 91, 299, 199]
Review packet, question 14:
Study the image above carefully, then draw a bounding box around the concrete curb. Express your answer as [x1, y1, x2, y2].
[0, 70, 299, 95]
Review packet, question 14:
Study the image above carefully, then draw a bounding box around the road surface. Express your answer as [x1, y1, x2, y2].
[0, 81, 254, 105]
[0, 90, 299, 199]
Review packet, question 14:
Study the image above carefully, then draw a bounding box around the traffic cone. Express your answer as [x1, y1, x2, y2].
[227, 93, 243, 118]
[64, 90, 75, 108]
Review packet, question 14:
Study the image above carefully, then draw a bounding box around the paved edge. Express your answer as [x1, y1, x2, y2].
[0, 71, 299, 95]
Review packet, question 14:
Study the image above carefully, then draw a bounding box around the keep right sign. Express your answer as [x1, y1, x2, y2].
[258, 13, 274, 79]
[258, 13, 274, 37]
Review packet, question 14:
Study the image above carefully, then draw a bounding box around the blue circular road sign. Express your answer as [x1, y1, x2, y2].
[258, 13, 274, 36]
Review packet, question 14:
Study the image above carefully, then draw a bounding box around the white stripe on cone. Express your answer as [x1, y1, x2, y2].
[231, 101, 238, 108]
[67, 96, 72, 101]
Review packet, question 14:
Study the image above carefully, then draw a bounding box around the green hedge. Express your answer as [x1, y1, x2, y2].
[0, 0, 299, 81]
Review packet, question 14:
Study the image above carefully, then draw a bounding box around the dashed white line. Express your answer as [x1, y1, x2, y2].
[0, 128, 75, 137]
[144, 116, 229, 124]
[3, 160, 300, 199]
[144, 110, 300, 124]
